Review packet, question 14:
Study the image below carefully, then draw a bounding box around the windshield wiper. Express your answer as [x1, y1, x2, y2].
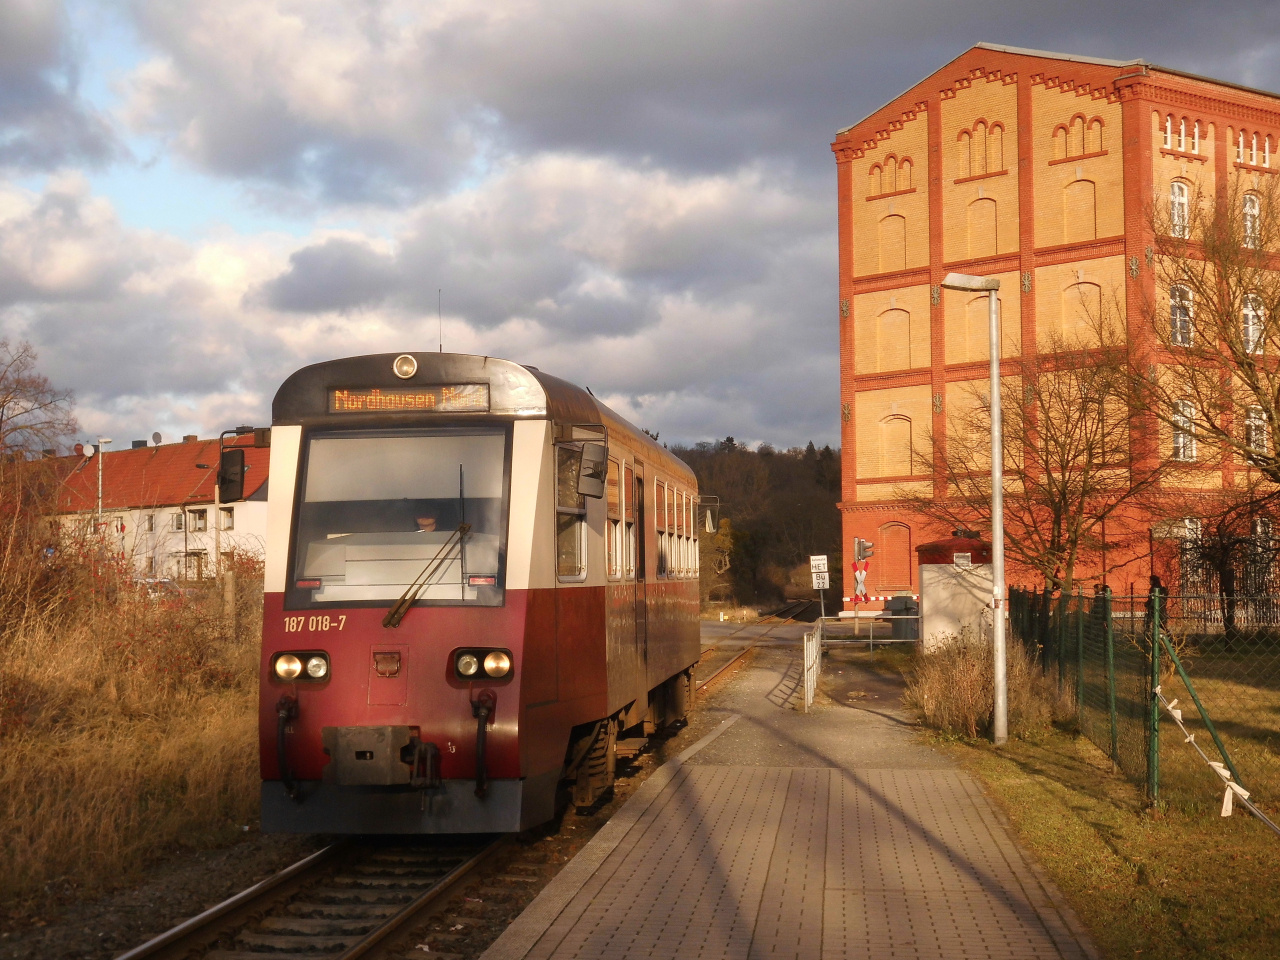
[383, 523, 471, 628]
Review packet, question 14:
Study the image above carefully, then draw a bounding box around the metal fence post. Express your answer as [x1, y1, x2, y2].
[1076, 590, 1085, 716]
[1148, 590, 1161, 802]
[1057, 594, 1067, 694]
[1104, 590, 1118, 769]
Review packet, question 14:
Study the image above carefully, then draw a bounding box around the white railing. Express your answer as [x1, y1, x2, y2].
[802, 626, 822, 712]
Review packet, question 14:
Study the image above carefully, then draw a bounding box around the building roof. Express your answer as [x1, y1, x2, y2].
[836, 42, 1280, 137]
[56, 439, 270, 514]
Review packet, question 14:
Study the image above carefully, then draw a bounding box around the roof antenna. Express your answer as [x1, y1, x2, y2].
[438, 289, 442, 353]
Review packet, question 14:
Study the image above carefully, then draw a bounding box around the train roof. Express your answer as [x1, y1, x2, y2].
[272, 352, 694, 485]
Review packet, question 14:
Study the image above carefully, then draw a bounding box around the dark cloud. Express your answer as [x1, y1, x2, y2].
[257, 238, 398, 313]
[0, 0, 120, 171]
[124, 0, 1280, 203]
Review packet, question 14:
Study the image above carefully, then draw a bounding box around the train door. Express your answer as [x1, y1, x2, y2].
[633, 462, 648, 665]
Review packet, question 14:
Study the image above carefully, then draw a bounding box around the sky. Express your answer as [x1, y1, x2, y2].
[3, 0, 1280, 451]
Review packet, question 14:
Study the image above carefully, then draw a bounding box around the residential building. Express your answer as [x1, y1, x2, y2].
[55, 435, 270, 579]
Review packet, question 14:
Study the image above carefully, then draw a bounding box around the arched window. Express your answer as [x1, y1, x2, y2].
[878, 215, 906, 272]
[987, 123, 1004, 174]
[1243, 293, 1264, 354]
[1244, 193, 1261, 248]
[869, 164, 883, 194]
[1164, 115, 1173, 150]
[967, 197, 997, 258]
[880, 415, 913, 476]
[1172, 400, 1197, 461]
[1087, 118, 1104, 154]
[957, 130, 973, 179]
[971, 121, 988, 176]
[1170, 285, 1193, 346]
[1064, 180, 1097, 242]
[899, 158, 912, 190]
[1170, 181, 1189, 238]
[877, 522, 913, 591]
[1065, 281, 1102, 329]
[1067, 115, 1086, 158]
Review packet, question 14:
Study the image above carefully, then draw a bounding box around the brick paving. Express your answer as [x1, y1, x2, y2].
[482, 640, 1097, 960]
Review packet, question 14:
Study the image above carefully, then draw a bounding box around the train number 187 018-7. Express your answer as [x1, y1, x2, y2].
[283, 615, 346, 633]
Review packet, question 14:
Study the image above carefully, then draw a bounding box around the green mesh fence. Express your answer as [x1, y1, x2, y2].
[1009, 588, 1280, 813]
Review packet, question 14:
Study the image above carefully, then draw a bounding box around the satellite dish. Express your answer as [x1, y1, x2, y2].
[83, 444, 95, 458]
[152, 432, 162, 446]
[74, 443, 84, 456]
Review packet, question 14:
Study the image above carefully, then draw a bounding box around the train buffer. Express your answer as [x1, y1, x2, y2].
[481, 636, 1096, 960]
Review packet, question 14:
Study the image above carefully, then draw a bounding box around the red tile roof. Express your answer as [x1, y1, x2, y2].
[56, 440, 270, 513]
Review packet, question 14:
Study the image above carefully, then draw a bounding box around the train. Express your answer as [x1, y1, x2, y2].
[257, 352, 702, 833]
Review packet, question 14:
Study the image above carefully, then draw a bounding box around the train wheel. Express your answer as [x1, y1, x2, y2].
[571, 718, 617, 808]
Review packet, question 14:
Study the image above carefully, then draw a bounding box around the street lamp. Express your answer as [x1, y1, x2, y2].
[95, 438, 113, 525]
[940, 272, 1007, 746]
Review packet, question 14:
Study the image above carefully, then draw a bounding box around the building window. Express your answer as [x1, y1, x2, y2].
[1181, 517, 1202, 540]
[172, 512, 184, 532]
[1170, 181, 1190, 238]
[220, 506, 234, 531]
[1252, 517, 1273, 542]
[142, 513, 155, 533]
[1238, 130, 1245, 163]
[1244, 193, 1261, 249]
[189, 509, 207, 532]
[1246, 406, 1269, 454]
[1243, 293, 1264, 353]
[1172, 400, 1197, 462]
[1170, 285, 1193, 346]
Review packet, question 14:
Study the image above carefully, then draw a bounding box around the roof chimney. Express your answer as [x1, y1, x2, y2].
[132, 440, 148, 449]
[183, 434, 198, 443]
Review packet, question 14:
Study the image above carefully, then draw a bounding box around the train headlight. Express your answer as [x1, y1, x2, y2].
[483, 651, 511, 677]
[275, 654, 303, 680]
[456, 653, 480, 677]
[392, 354, 418, 379]
[305, 655, 329, 679]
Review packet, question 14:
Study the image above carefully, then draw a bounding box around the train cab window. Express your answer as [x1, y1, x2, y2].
[289, 427, 510, 608]
[606, 458, 622, 580]
[556, 445, 587, 581]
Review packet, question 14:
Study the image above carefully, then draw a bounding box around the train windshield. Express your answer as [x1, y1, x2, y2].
[290, 427, 509, 607]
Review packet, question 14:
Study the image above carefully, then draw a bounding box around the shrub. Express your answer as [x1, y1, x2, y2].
[905, 632, 1071, 739]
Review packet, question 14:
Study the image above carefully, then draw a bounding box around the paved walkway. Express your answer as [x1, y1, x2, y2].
[482, 636, 1097, 960]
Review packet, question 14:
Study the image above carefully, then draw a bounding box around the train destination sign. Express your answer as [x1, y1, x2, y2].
[328, 384, 490, 414]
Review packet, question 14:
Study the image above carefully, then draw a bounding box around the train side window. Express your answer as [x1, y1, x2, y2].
[655, 480, 667, 577]
[606, 458, 622, 580]
[556, 445, 587, 581]
[624, 463, 635, 579]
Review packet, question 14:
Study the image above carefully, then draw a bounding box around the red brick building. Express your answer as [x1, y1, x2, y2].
[832, 43, 1280, 605]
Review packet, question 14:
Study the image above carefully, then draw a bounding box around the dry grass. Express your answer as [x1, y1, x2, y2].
[904, 632, 1074, 739]
[940, 730, 1280, 959]
[0, 552, 263, 911]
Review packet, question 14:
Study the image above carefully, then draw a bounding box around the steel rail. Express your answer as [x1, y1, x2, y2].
[114, 843, 344, 960]
[335, 837, 510, 960]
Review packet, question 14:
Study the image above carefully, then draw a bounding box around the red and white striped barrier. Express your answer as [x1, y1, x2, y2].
[842, 595, 918, 602]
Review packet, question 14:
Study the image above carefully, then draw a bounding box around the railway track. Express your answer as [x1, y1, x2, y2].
[696, 599, 820, 692]
[116, 836, 509, 960]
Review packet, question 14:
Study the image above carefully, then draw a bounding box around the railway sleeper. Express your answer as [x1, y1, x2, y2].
[233, 931, 362, 950]
[286, 900, 401, 918]
[258, 915, 381, 935]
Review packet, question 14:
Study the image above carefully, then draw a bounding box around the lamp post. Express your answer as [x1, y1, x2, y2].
[940, 273, 1007, 745]
[95, 438, 113, 527]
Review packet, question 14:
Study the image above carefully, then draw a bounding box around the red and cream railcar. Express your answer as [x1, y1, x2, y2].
[259, 352, 701, 833]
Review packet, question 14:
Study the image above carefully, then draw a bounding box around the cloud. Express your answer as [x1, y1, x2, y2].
[1, 156, 838, 447]
[0, 0, 120, 171]
[121, 0, 1280, 206]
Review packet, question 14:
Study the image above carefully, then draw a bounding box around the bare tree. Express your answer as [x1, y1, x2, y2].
[1142, 175, 1280, 482]
[0, 339, 77, 458]
[899, 319, 1160, 593]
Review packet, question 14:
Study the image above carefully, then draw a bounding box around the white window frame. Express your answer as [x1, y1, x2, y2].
[1181, 517, 1202, 540]
[1245, 406, 1269, 454]
[1170, 181, 1190, 239]
[1244, 193, 1261, 249]
[172, 511, 184, 532]
[189, 508, 208, 532]
[1172, 400, 1197, 462]
[220, 506, 235, 531]
[1170, 284, 1193, 346]
[1243, 293, 1264, 353]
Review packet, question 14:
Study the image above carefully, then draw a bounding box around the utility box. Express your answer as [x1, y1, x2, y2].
[883, 595, 919, 640]
[917, 537, 993, 652]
